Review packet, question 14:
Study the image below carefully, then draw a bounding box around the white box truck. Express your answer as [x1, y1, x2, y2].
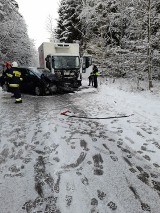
[38, 42, 82, 91]
[38, 42, 92, 92]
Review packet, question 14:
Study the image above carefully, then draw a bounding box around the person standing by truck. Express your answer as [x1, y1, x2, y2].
[88, 71, 94, 86]
[92, 65, 99, 88]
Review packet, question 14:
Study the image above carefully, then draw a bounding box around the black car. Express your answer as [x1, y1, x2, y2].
[1, 67, 58, 96]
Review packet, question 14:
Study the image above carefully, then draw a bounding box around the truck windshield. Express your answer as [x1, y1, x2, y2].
[52, 56, 80, 69]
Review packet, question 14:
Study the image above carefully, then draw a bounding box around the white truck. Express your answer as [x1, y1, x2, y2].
[38, 42, 92, 92]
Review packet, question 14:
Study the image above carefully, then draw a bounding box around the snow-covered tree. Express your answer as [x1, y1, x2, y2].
[46, 14, 57, 43]
[0, 0, 38, 66]
[55, 0, 83, 43]
[79, 0, 160, 88]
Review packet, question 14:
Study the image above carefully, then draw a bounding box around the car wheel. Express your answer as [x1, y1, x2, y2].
[34, 86, 42, 96]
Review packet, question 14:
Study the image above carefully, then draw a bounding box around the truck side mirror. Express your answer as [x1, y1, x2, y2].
[45, 55, 51, 71]
[85, 57, 90, 68]
[83, 56, 92, 69]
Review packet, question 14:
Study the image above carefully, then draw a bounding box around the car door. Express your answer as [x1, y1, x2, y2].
[20, 68, 39, 94]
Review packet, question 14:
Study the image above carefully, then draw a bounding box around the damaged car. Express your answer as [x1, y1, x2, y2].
[19, 67, 58, 95]
[1, 67, 58, 96]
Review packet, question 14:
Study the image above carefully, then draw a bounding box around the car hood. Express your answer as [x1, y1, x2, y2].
[41, 72, 57, 82]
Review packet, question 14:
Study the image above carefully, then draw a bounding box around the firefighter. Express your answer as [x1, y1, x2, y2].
[0, 63, 6, 87]
[6, 61, 23, 103]
[0, 61, 12, 90]
[92, 65, 99, 88]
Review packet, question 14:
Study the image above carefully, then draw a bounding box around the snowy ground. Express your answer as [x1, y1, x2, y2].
[74, 77, 160, 165]
[0, 77, 160, 213]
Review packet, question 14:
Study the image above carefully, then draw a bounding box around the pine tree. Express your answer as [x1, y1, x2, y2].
[55, 0, 83, 43]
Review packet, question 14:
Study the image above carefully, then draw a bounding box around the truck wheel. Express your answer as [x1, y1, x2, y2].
[34, 86, 42, 96]
[49, 85, 57, 94]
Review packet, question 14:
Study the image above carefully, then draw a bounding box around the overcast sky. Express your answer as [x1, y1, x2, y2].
[16, 0, 60, 49]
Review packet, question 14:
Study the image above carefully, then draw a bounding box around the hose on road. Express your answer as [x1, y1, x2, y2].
[60, 111, 134, 120]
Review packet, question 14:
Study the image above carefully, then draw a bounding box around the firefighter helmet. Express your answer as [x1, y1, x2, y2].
[12, 61, 18, 67]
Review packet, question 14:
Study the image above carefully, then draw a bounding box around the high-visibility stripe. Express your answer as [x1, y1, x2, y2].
[6, 73, 13, 78]
[16, 98, 22, 101]
[93, 72, 99, 76]
[9, 84, 19, 87]
[13, 71, 21, 77]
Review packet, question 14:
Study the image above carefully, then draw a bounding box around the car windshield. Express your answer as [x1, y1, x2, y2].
[28, 67, 42, 77]
[52, 56, 80, 69]
[29, 67, 50, 77]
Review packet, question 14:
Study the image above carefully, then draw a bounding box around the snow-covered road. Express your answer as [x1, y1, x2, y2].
[0, 79, 160, 213]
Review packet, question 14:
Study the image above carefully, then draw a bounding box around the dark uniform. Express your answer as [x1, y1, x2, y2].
[0, 68, 5, 87]
[88, 71, 94, 86]
[0, 62, 11, 91]
[93, 65, 99, 88]
[0, 64, 8, 87]
[6, 67, 22, 103]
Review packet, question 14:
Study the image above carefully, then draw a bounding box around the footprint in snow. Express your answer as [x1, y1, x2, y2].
[107, 201, 117, 210]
